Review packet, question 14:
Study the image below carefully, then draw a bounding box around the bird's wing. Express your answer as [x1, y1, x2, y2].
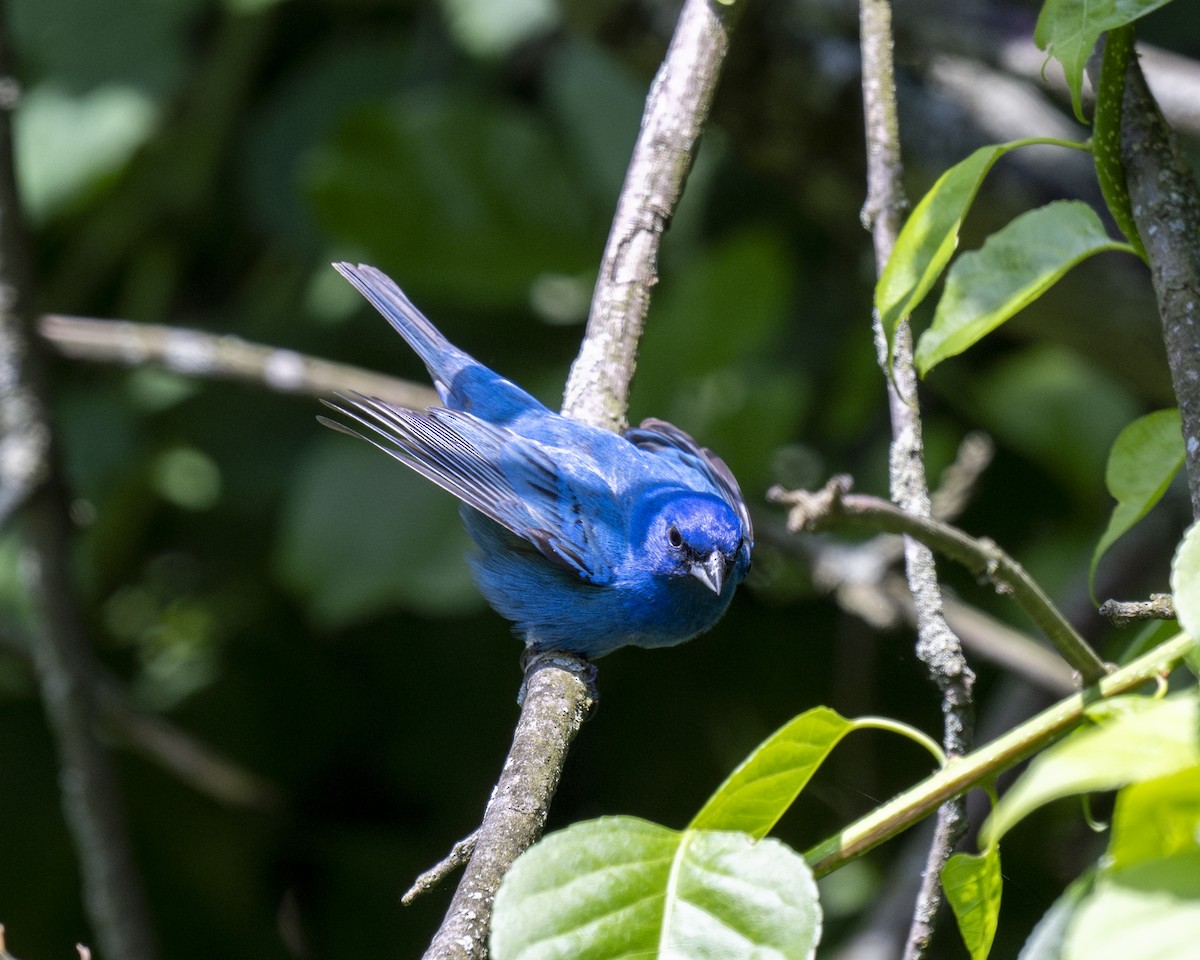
[624, 418, 753, 543]
[320, 392, 611, 582]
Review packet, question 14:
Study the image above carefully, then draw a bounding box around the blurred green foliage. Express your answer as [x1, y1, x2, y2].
[0, 1, 1196, 958]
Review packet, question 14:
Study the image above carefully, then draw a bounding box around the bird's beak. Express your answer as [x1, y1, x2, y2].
[689, 550, 727, 595]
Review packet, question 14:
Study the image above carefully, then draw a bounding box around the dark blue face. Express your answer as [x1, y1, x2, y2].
[641, 493, 748, 594]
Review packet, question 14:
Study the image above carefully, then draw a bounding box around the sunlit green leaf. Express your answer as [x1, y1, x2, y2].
[689, 707, 854, 837]
[981, 693, 1200, 848]
[689, 709, 942, 840]
[1019, 874, 1095, 960]
[491, 818, 822, 960]
[1091, 409, 1184, 593]
[1109, 766, 1200, 869]
[1172, 521, 1200, 639]
[875, 138, 1084, 340]
[915, 201, 1133, 375]
[1093, 25, 1146, 260]
[1036, 0, 1179, 121]
[1062, 852, 1200, 960]
[943, 848, 1003, 960]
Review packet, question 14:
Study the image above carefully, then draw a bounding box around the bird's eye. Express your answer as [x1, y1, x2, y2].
[667, 525, 683, 549]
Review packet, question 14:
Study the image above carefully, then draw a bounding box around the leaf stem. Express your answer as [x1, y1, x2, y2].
[804, 631, 1195, 877]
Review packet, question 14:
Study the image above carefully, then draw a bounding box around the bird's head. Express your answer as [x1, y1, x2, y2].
[637, 491, 749, 595]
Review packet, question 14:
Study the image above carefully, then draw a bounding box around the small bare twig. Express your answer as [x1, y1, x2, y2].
[402, 831, 479, 905]
[1099, 593, 1176, 626]
[859, 1, 975, 954]
[771, 476, 1109, 682]
[39, 314, 439, 409]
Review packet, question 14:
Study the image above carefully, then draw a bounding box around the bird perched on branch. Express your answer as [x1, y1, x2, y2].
[319, 263, 752, 658]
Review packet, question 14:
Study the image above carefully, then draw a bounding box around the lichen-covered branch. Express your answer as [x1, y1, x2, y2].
[561, 0, 742, 431]
[420, 661, 595, 960]
[859, 2, 974, 955]
[1117, 52, 1200, 518]
[0, 6, 158, 957]
[423, 3, 743, 958]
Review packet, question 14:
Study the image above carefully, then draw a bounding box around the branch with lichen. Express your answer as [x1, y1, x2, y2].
[858, 1, 974, 955]
[419, 3, 744, 958]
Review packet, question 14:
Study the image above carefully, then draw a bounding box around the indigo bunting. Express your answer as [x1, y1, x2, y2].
[320, 263, 752, 658]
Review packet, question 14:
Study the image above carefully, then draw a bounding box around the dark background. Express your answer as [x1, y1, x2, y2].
[1, 0, 1197, 957]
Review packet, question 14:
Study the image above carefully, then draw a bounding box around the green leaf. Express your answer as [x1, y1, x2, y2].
[1062, 852, 1200, 960]
[306, 93, 595, 308]
[1035, 0, 1178, 121]
[1109, 766, 1200, 869]
[1090, 409, 1184, 593]
[491, 818, 822, 960]
[688, 709, 942, 839]
[875, 138, 1084, 339]
[915, 201, 1134, 375]
[275, 436, 480, 628]
[689, 707, 854, 838]
[1171, 521, 1200, 639]
[981, 693, 1200, 848]
[943, 848, 1003, 960]
[1019, 874, 1096, 960]
[1093, 25, 1146, 260]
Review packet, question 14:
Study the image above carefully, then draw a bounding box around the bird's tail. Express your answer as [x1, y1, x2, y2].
[333, 262, 471, 402]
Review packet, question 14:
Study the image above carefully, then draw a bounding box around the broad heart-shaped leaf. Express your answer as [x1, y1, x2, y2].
[1062, 852, 1200, 960]
[915, 201, 1134, 376]
[943, 848, 1003, 960]
[1171, 520, 1200, 640]
[875, 138, 1080, 340]
[1090, 408, 1183, 593]
[1035, 0, 1178, 122]
[689, 707, 854, 838]
[980, 692, 1200, 848]
[490, 817, 822, 960]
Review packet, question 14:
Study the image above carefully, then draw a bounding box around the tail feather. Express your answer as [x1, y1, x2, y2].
[333, 262, 470, 400]
[332, 261, 550, 423]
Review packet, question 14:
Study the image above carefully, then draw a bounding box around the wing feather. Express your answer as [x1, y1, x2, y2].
[321, 392, 604, 580]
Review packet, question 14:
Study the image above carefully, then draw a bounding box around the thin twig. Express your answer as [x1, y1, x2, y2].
[422, 3, 743, 957]
[39, 314, 439, 409]
[770, 477, 1109, 682]
[1099, 593, 1176, 626]
[0, 6, 159, 957]
[0, 627, 280, 810]
[1114, 51, 1200, 519]
[402, 831, 479, 905]
[858, 1, 975, 955]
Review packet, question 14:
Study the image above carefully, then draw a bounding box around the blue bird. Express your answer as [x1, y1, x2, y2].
[319, 263, 752, 658]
